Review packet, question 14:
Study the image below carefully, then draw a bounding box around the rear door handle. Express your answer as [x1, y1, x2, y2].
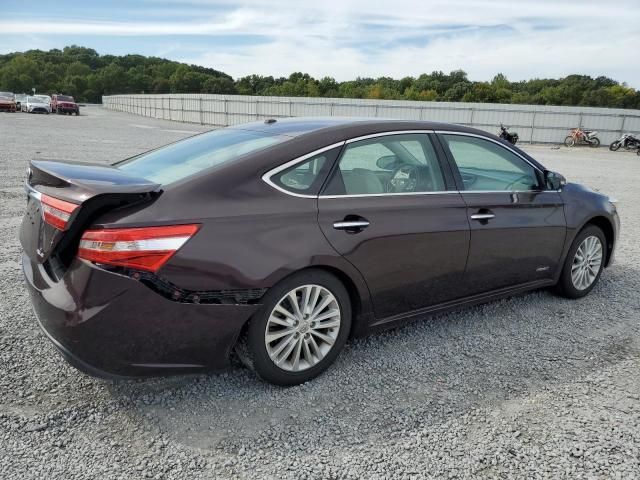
[470, 213, 495, 221]
[333, 218, 370, 233]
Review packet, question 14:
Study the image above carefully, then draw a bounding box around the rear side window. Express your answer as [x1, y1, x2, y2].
[117, 129, 288, 185]
[271, 147, 341, 195]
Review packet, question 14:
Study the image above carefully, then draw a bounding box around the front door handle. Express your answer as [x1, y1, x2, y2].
[470, 213, 495, 221]
[333, 218, 370, 233]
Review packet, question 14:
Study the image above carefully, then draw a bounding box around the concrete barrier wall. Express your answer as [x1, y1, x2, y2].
[102, 94, 640, 146]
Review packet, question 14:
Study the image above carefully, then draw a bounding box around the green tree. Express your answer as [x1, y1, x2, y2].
[202, 76, 237, 94]
[0, 46, 637, 108]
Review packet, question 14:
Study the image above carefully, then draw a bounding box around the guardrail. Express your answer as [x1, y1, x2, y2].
[102, 94, 640, 146]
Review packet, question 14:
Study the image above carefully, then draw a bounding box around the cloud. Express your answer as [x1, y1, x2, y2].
[0, 0, 638, 86]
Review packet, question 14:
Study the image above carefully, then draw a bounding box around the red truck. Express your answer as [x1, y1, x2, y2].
[51, 94, 79, 115]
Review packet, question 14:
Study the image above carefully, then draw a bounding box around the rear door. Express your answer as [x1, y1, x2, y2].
[437, 132, 566, 294]
[317, 132, 470, 320]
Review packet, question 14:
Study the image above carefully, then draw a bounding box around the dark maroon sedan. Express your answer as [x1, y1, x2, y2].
[20, 118, 619, 385]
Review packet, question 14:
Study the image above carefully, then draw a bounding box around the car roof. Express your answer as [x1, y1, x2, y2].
[227, 116, 484, 139]
[171, 116, 547, 192]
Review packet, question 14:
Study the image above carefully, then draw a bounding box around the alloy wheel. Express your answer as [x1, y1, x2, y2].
[571, 235, 603, 290]
[264, 284, 341, 372]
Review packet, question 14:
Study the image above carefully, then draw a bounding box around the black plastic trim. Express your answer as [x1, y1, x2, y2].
[101, 266, 267, 305]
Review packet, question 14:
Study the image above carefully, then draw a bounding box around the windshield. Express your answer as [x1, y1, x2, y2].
[0, 92, 14, 99]
[58, 95, 74, 102]
[117, 128, 289, 185]
[28, 96, 45, 103]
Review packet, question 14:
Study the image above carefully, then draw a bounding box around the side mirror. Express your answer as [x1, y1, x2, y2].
[375, 155, 399, 170]
[545, 170, 566, 190]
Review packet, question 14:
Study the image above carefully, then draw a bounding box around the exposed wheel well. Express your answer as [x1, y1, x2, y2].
[583, 216, 614, 266]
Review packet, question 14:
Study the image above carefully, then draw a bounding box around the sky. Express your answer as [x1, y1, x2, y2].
[1, 0, 639, 87]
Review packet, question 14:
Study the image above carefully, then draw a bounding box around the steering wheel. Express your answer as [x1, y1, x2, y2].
[505, 174, 531, 191]
[388, 164, 420, 193]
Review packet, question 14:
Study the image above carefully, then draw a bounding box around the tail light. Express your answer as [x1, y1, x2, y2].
[41, 194, 79, 230]
[78, 224, 200, 272]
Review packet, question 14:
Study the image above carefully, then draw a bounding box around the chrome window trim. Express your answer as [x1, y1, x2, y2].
[261, 129, 556, 199]
[345, 130, 434, 144]
[261, 141, 346, 199]
[463, 190, 544, 194]
[319, 190, 552, 199]
[321, 191, 459, 199]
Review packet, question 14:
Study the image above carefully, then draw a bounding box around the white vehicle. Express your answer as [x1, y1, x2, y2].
[24, 96, 51, 114]
[15, 94, 27, 111]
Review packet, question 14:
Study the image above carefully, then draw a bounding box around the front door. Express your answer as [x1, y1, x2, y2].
[318, 132, 470, 320]
[438, 133, 567, 294]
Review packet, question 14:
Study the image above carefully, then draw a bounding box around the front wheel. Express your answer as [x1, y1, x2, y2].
[564, 136, 575, 147]
[554, 225, 606, 299]
[609, 141, 621, 151]
[590, 137, 600, 148]
[237, 270, 352, 386]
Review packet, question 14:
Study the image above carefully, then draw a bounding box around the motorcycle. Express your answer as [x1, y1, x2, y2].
[609, 133, 640, 151]
[564, 127, 600, 148]
[498, 124, 519, 145]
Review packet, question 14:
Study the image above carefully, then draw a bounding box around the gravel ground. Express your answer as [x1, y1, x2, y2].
[0, 107, 638, 479]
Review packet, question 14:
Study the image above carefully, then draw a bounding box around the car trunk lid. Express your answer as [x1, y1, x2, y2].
[20, 159, 161, 266]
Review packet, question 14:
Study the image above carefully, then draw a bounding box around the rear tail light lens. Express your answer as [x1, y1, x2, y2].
[41, 194, 79, 230]
[78, 224, 200, 272]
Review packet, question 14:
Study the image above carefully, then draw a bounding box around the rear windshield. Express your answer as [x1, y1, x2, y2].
[117, 128, 288, 185]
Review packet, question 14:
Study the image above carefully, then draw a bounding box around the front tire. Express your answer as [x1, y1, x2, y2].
[564, 136, 575, 147]
[238, 270, 351, 386]
[609, 141, 621, 151]
[554, 225, 606, 299]
[590, 138, 600, 148]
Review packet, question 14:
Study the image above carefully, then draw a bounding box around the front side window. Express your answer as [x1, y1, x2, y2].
[442, 135, 540, 191]
[325, 134, 446, 195]
[117, 129, 288, 185]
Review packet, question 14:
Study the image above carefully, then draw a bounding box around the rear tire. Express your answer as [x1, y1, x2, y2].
[609, 141, 621, 151]
[590, 138, 600, 148]
[564, 136, 575, 147]
[554, 225, 606, 299]
[237, 270, 351, 386]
